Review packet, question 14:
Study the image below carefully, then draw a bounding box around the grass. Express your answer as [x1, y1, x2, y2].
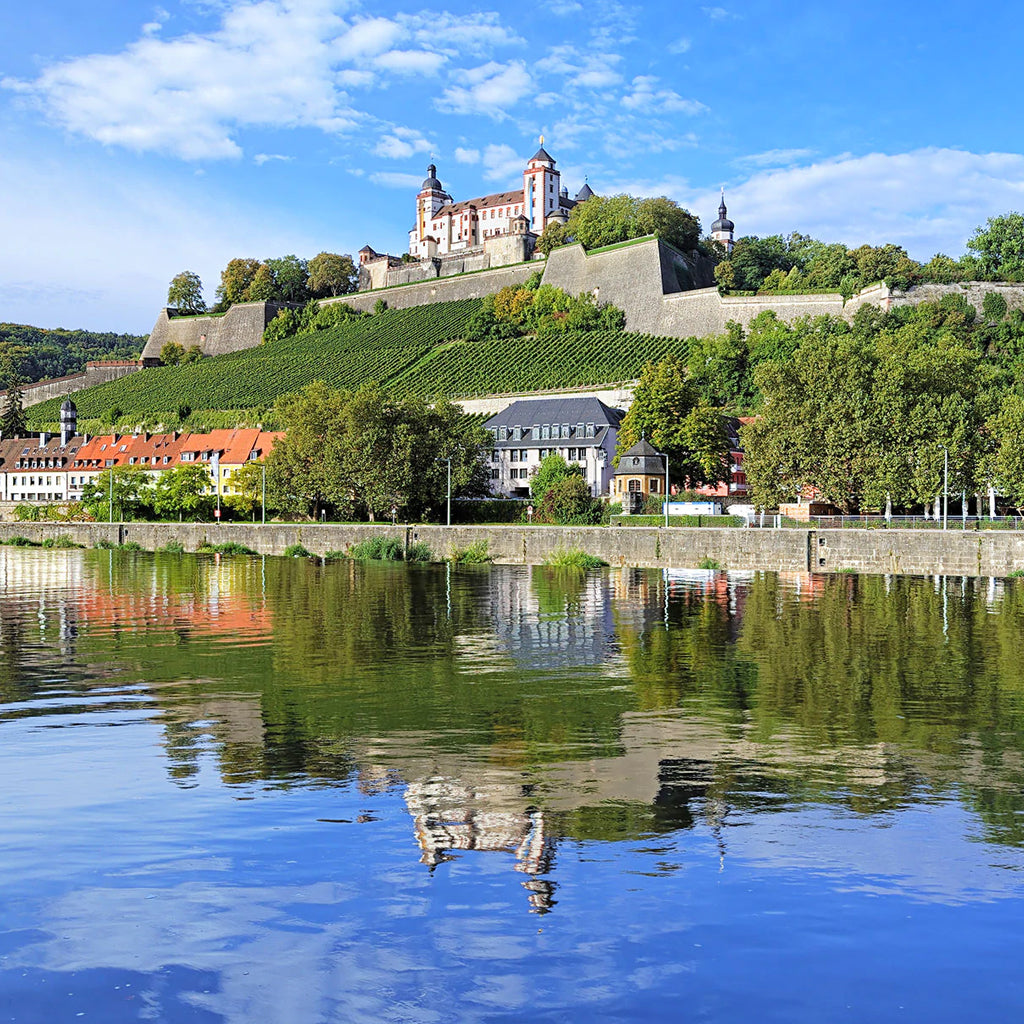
[41, 535, 83, 549]
[3, 536, 40, 547]
[159, 540, 185, 554]
[348, 536, 405, 561]
[1007, 569, 1024, 578]
[448, 539, 491, 564]
[697, 557, 722, 570]
[211, 541, 257, 555]
[543, 547, 607, 569]
[283, 543, 314, 558]
[405, 541, 433, 563]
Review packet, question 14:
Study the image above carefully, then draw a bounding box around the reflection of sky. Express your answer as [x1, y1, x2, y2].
[5, 708, 1024, 1023]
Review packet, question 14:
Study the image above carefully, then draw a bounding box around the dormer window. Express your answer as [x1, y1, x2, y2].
[586, 423, 595, 437]
[541, 424, 550, 440]
[498, 426, 508, 441]
[512, 425, 522, 441]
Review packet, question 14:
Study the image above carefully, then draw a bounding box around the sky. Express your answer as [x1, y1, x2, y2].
[2, 0, 1023, 334]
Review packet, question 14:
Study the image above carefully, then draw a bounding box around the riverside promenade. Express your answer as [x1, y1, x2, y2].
[3, 522, 1024, 576]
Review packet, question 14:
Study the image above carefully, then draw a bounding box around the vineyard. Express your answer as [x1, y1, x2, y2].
[27, 298, 691, 426]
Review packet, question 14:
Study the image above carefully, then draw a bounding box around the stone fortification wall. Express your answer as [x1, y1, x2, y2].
[140, 302, 291, 364]
[8, 361, 141, 410]
[3, 522, 1024, 576]
[329, 261, 540, 314]
[890, 281, 1024, 317]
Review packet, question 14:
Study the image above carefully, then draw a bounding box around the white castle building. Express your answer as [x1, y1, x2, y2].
[408, 143, 594, 259]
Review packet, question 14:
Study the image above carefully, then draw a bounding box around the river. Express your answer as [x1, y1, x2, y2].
[2, 548, 1023, 1022]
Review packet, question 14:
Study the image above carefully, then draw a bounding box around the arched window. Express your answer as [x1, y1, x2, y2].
[628, 479, 641, 493]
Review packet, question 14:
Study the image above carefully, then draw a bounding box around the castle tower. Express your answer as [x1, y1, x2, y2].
[412, 164, 451, 258]
[60, 398, 77, 447]
[711, 190, 735, 253]
[523, 139, 561, 234]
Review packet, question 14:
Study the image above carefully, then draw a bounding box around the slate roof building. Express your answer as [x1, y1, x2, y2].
[484, 396, 624, 498]
[612, 438, 667, 513]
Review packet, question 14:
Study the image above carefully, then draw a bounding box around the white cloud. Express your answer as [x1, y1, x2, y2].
[437, 61, 531, 118]
[621, 76, 708, 115]
[454, 146, 480, 164]
[481, 143, 524, 183]
[668, 37, 692, 54]
[368, 170, 425, 189]
[253, 153, 292, 165]
[701, 6, 738, 20]
[372, 49, 445, 75]
[574, 68, 621, 88]
[2, 2, 520, 161]
[734, 148, 817, 168]
[374, 131, 432, 159]
[549, 0, 583, 13]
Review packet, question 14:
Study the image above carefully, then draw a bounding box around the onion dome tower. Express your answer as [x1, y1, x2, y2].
[711, 189, 735, 253]
[60, 398, 77, 447]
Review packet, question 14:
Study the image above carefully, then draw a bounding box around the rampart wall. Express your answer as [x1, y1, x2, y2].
[2, 522, 1023, 576]
[888, 281, 1024, 317]
[139, 302, 291, 364]
[5, 361, 141, 410]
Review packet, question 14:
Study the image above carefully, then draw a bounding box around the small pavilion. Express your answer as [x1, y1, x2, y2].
[613, 439, 666, 513]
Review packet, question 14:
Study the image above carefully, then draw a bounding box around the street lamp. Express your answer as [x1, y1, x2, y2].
[938, 445, 949, 530]
[261, 461, 266, 525]
[652, 447, 670, 527]
[445, 456, 452, 527]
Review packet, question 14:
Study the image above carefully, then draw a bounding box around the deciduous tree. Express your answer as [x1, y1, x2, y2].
[307, 252, 357, 297]
[167, 271, 206, 313]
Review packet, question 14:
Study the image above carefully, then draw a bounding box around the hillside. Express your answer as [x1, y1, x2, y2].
[26, 298, 690, 428]
[1, 323, 145, 383]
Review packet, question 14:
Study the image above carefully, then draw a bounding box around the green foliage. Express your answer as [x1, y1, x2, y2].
[698, 557, 722, 569]
[121, 541, 143, 552]
[152, 464, 214, 521]
[263, 308, 299, 344]
[0, 323, 143, 385]
[322, 550, 347, 562]
[536, 220, 567, 255]
[283, 543, 313, 558]
[965, 213, 1024, 281]
[3, 535, 39, 546]
[528, 456, 600, 524]
[617, 353, 731, 488]
[0, 343, 28, 438]
[983, 291, 1009, 322]
[542, 548, 607, 569]
[167, 271, 206, 314]
[41, 534, 83, 548]
[374, 298, 387, 315]
[215, 258, 263, 308]
[81, 466, 155, 521]
[530, 453, 577, 501]
[307, 252, 357, 297]
[265, 381, 491, 522]
[181, 345, 204, 364]
[13, 504, 40, 522]
[565, 195, 700, 252]
[448, 540, 491, 563]
[405, 541, 433, 562]
[466, 283, 627, 341]
[211, 542, 257, 555]
[159, 540, 185, 554]
[348, 536, 405, 560]
[161, 342, 185, 366]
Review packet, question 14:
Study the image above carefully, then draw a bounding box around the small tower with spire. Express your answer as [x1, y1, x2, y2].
[711, 189, 735, 253]
[60, 399, 77, 447]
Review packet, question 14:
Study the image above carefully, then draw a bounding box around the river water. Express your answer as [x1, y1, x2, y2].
[2, 548, 1023, 1022]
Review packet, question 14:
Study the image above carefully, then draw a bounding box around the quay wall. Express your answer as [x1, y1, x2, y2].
[4, 523, 1024, 576]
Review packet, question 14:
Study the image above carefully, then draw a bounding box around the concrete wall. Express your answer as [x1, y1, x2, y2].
[140, 302, 291, 364]
[890, 281, 1024, 318]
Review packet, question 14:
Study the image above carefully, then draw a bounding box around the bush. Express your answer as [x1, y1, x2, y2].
[121, 541, 143, 552]
[5, 535, 39, 546]
[195, 541, 217, 553]
[322, 550, 347, 562]
[95, 538, 117, 549]
[14, 504, 41, 522]
[452, 499, 527, 524]
[41, 535, 81, 548]
[159, 540, 185, 554]
[283, 543, 313, 558]
[374, 298, 387, 315]
[543, 547, 607, 569]
[348, 536, 405, 561]
[212, 542, 257, 555]
[983, 291, 1008, 322]
[449, 540, 491, 564]
[698, 557, 721, 569]
[405, 541, 433, 563]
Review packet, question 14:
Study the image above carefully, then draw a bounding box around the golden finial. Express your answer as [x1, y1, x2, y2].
[539, 134, 544, 146]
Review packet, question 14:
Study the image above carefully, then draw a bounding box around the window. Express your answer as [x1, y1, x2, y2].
[129, 457, 136, 464]
[628, 479, 641, 492]
[541, 424, 550, 440]
[586, 423, 595, 438]
[510, 450, 518, 463]
[104, 460, 114, 467]
[491, 450, 499, 463]
[650, 480, 660, 493]
[491, 469, 500, 480]
[520, 450, 528, 461]
[562, 424, 570, 438]
[576, 422, 584, 436]
[512, 425, 522, 441]
[498, 425, 508, 441]
[568, 448, 577, 460]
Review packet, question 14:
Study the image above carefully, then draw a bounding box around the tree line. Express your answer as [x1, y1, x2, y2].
[166, 252, 358, 316]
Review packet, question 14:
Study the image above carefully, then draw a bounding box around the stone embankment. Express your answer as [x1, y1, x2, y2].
[3, 523, 1024, 576]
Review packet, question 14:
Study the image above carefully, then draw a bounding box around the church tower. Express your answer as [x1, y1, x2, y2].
[412, 164, 451, 258]
[711, 190, 735, 253]
[60, 399, 77, 447]
[523, 140, 561, 234]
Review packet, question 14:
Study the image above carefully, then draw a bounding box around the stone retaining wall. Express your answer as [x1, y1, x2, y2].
[4, 523, 1022, 576]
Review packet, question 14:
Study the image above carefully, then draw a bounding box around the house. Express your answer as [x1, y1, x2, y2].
[612, 439, 667, 513]
[484, 397, 624, 498]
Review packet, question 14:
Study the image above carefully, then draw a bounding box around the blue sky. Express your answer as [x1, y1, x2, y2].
[2, 0, 1023, 333]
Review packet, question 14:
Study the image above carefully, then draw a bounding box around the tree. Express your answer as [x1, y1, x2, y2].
[215, 258, 262, 308]
[965, 213, 1024, 281]
[991, 392, 1024, 509]
[167, 271, 206, 313]
[0, 342, 28, 438]
[152, 464, 214, 521]
[266, 255, 309, 303]
[536, 220, 567, 255]
[224, 460, 266, 520]
[181, 345, 204, 364]
[160, 341, 185, 366]
[307, 252, 357, 297]
[563, 194, 700, 252]
[81, 467, 154, 521]
[617, 354, 731, 488]
[530, 453, 577, 501]
[246, 263, 276, 302]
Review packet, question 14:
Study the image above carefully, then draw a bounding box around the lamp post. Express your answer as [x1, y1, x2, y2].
[653, 448, 670, 527]
[938, 445, 949, 530]
[445, 456, 452, 527]
[108, 469, 113, 524]
[261, 462, 266, 526]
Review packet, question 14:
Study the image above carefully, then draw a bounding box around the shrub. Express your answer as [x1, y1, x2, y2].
[159, 540, 185, 554]
[698, 557, 721, 569]
[348, 536, 405, 561]
[120, 541, 143, 552]
[543, 547, 607, 569]
[95, 539, 117, 549]
[449, 540, 491, 564]
[405, 541, 434, 563]
[374, 298, 387, 315]
[283, 543, 313, 558]
[4, 535, 39, 546]
[212, 542, 257, 555]
[51, 535, 83, 549]
[322, 550, 347, 562]
[983, 291, 1008, 322]
[14, 504, 41, 522]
